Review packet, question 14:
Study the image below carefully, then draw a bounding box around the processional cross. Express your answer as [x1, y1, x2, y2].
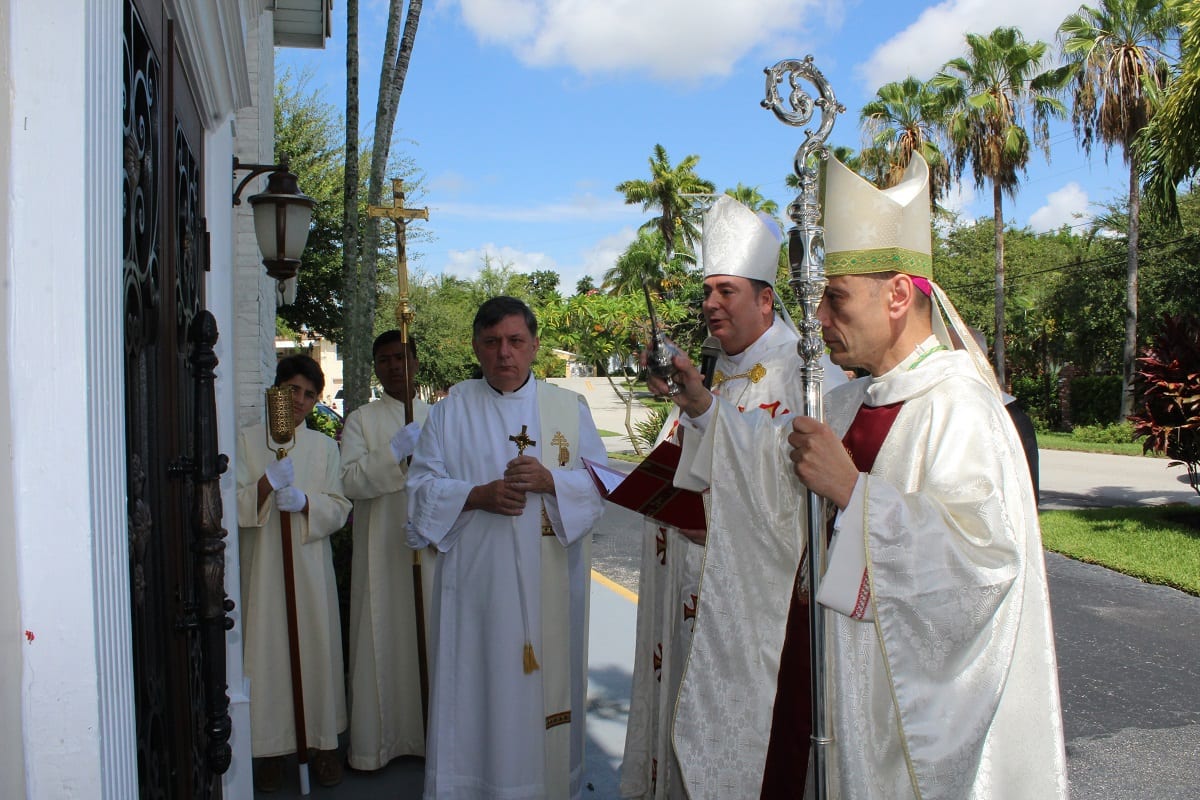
[366, 178, 431, 730]
[509, 425, 536, 456]
[368, 179, 429, 335]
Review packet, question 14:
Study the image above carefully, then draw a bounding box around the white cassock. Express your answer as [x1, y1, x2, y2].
[341, 393, 433, 770]
[674, 340, 1068, 799]
[620, 318, 845, 799]
[236, 423, 352, 757]
[407, 376, 606, 800]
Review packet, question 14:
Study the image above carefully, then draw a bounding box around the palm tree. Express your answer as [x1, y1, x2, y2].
[603, 231, 669, 296]
[724, 183, 780, 217]
[1060, 0, 1181, 419]
[860, 76, 950, 200]
[1139, 0, 1199, 222]
[931, 26, 1070, 387]
[615, 144, 716, 269]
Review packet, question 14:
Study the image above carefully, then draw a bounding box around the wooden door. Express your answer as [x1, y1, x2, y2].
[123, 0, 232, 796]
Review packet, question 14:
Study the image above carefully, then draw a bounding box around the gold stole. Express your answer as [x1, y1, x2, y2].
[535, 381, 589, 797]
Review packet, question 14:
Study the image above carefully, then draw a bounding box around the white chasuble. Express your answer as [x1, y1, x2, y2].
[236, 423, 352, 757]
[407, 376, 605, 800]
[621, 319, 845, 800]
[675, 344, 1067, 800]
[341, 393, 433, 769]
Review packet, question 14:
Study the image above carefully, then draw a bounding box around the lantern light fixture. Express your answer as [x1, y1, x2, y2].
[232, 155, 315, 282]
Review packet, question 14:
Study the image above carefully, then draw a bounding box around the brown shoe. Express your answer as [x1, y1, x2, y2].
[253, 756, 284, 793]
[312, 749, 344, 788]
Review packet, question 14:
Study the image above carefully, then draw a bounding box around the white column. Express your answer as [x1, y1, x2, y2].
[7, 0, 136, 796]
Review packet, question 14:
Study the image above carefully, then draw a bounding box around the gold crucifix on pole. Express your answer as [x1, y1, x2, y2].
[366, 178, 431, 730]
[368, 179, 429, 340]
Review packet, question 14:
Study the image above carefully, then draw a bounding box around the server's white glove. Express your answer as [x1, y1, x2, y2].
[265, 457, 294, 490]
[275, 485, 307, 513]
[389, 421, 422, 464]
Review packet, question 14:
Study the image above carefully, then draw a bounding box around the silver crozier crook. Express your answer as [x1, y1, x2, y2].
[762, 55, 843, 800]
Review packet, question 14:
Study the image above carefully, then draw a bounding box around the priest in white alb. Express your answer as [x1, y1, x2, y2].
[654, 154, 1068, 799]
[407, 296, 606, 800]
[341, 330, 432, 770]
[621, 195, 844, 799]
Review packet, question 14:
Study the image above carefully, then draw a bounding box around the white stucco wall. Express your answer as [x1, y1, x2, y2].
[234, 6, 280, 432]
[5, 2, 131, 797]
[0, 0, 28, 796]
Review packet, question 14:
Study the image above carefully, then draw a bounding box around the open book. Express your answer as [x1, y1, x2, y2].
[582, 440, 706, 530]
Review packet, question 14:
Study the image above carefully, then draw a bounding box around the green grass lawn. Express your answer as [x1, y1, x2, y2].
[1037, 431, 1148, 457]
[1039, 505, 1200, 596]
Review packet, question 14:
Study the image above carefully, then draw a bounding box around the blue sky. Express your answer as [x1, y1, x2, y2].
[278, 0, 1132, 294]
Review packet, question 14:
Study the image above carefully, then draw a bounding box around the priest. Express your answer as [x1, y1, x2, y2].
[621, 195, 844, 799]
[341, 330, 431, 771]
[656, 154, 1068, 799]
[406, 296, 606, 799]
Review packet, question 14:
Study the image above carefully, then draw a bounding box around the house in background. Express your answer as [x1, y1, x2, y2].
[1, 1, 331, 797]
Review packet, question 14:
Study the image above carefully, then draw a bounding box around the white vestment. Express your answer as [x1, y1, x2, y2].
[341, 393, 433, 770]
[236, 423, 352, 757]
[407, 376, 606, 800]
[621, 319, 845, 799]
[676, 343, 1068, 799]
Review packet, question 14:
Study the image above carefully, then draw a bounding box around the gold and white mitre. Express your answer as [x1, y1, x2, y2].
[702, 195, 781, 286]
[823, 153, 932, 279]
[823, 153, 1000, 396]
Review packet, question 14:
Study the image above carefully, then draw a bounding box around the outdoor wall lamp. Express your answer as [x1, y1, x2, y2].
[232, 155, 315, 282]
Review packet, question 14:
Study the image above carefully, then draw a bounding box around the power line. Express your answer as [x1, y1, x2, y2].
[940, 233, 1200, 295]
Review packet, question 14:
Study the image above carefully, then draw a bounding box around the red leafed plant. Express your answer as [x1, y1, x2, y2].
[1129, 314, 1200, 496]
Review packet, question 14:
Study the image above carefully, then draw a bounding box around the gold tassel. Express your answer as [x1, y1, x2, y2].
[523, 641, 540, 674]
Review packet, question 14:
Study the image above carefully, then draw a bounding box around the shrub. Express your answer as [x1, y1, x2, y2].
[633, 403, 673, 453]
[1070, 375, 1123, 426]
[1129, 314, 1200, 495]
[1070, 421, 1135, 444]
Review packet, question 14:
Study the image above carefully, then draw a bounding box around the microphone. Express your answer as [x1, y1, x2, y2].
[700, 336, 722, 390]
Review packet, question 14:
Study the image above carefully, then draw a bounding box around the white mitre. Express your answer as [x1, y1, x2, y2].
[823, 154, 1000, 396]
[702, 195, 781, 286]
[823, 153, 932, 278]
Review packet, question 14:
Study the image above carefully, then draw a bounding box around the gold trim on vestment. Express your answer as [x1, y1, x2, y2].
[711, 362, 767, 389]
[826, 247, 933, 278]
[546, 710, 571, 729]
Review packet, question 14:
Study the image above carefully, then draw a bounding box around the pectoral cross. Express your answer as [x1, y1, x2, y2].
[509, 425, 536, 456]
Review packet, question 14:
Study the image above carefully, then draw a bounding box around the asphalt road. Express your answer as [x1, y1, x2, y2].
[588, 449, 1200, 799]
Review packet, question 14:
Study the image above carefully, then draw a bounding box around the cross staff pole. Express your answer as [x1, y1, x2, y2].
[763, 55, 843, 800]
[367, 179, 431, 731]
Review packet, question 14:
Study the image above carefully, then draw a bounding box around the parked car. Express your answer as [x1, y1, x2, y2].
[330, 386, 381, 416]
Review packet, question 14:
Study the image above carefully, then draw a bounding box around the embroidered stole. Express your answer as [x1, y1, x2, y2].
[535, 381, 588, 798]
[760, 400, 904, 799]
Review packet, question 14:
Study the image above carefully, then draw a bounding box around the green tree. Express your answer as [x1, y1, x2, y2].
[932, 26, 1070, 387]
[273, 72, 347, 341]
[860, 76, 950, 200]
[723, 183, 779, 217]
[615, 144, 715, 269]
[575, 275, 597, 295]
[1139, 0, 1200, 222]
[1059, 0, 1181, 419]
[541, 291, 688, 455]
[344, 0, 425, 416]
[603, 230, 670, 296]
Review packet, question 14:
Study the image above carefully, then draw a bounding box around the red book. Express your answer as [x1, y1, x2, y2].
[583, 440, 706, 530]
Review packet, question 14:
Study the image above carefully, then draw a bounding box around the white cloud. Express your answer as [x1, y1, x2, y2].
[1027, 182, 1091, 233]
[442, 244, 559, 279]
[857, 0, 1083, 91]
[431, 194, 641, 223]
[452, 0, 822, 81]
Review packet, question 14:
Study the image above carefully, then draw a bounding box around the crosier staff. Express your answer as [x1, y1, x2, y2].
[264, 386, 312, 795]
[367, 179, 431, 730]
[762, 55, 843, 800]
